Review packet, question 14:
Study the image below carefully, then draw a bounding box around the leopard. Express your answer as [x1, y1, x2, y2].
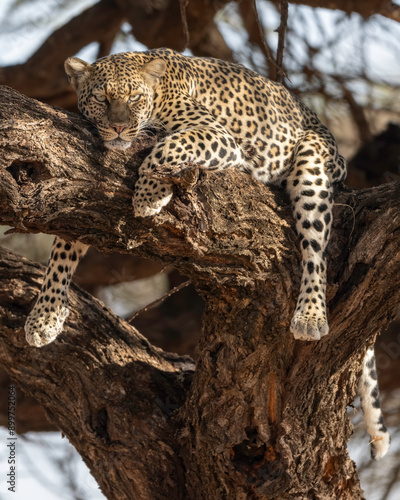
[24, 48, 390, 459]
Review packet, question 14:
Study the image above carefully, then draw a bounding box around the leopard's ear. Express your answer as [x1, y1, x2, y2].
[141, 58, 166, 89]
[64, 57, 91, 91]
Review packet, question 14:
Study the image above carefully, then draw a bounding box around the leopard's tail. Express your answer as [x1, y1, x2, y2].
[359, 346, 390, 459]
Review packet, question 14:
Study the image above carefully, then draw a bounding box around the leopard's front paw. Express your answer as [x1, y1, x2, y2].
[132, 192, 173, 217]
[132, 174, 173, 218]
[290, 309, 329, 341]
[25, 304, 70, 347]
[132, 202, 163, 218]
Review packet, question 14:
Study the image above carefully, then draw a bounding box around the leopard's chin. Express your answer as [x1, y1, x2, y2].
[104, 138, 132, 150]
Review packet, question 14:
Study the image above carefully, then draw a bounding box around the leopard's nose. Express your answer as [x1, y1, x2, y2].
[113, 125, 126, 134]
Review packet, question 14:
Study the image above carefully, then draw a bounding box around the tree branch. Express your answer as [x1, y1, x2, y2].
[0, 245, 194, 499]
[275, 0, 289, 83]
[270, 0, 400, 21]
[239, 0, 278, 77]
[1, 86, 400, 498]
[0, 0, 123, 107]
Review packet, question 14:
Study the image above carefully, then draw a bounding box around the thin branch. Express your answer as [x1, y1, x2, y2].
[275, 0, 289, 83]
[250, 0, 280, 75]
[247, 0, 288, 82]
[128, 280, 192, 322]
[179, 0, 190, 49]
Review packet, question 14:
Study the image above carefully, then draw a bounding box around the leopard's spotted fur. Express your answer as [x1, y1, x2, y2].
[24, 48, 389, 459]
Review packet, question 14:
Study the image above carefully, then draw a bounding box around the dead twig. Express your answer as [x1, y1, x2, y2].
[179, 0, 190, 49]
[250, 0, 289, 82]
[275, 0, 289, 84]
[128, 280, 192, 322]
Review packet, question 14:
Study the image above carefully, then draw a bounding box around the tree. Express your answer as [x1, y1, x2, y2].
[1, 82, 400, 499]
[1, 0, 400, 497]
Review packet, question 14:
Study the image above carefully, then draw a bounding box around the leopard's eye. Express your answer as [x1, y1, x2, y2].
[128, 94, 143, 104]
[93, 94, 107, 103]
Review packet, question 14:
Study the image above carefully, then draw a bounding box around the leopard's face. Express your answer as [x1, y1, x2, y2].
[77, 76, 154, 150]
[65, 54, 166, 150]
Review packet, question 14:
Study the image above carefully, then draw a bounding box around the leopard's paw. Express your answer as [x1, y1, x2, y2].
[25, 304, 70, 347]
[370, 430, 391, 460]
[132, 192, 173, 217]
[290, 310, 329, 341]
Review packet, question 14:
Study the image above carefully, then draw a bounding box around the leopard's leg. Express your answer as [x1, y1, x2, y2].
[133, 125, 244, 217]
[285, 137, 333, 341]
[359, 346, 390, 459]
[25, 237, 88, 347]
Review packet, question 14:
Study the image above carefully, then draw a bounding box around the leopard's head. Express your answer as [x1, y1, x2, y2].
[65, 53, 166, 150]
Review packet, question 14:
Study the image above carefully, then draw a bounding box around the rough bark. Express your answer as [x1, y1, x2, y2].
[0, 246, 194, 499]
[1, 86, 400, 499]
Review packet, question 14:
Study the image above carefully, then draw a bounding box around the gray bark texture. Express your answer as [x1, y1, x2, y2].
[0, 86, 400, 499]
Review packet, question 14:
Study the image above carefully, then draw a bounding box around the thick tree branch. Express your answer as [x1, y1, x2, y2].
[1, 86, 400, 498]
[0, 246, 193, 499]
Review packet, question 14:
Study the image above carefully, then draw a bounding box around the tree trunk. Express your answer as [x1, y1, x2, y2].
[1, 86, 400, 499]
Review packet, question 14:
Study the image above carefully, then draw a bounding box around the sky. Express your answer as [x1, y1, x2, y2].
[0, 428, 104, 499]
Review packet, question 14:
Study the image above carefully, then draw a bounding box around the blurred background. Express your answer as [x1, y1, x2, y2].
[0, 0, 400, 498]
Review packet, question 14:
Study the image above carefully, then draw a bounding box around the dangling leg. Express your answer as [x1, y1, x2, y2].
[286, 135, 333, 341]
[25, 237, 88, 347]
[359, 346, 390, 459]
